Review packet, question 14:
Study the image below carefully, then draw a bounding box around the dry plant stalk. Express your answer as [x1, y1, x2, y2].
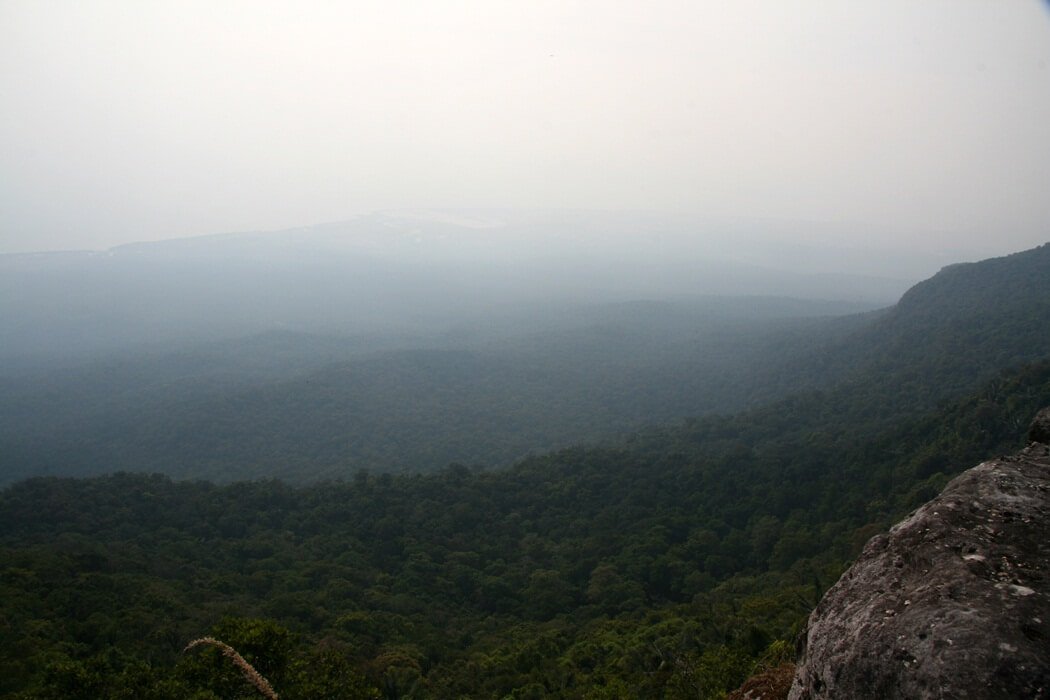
[184, 636, 279, 700]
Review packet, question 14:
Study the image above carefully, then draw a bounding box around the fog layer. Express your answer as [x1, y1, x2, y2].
[0, 209, 937, 363]
[2, 2, 1048, 253]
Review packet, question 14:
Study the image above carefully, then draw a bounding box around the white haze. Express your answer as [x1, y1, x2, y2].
[1, 209, 913, 363]
[2, 1, 1049, 259]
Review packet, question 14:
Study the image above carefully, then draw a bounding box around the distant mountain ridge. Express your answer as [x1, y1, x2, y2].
[895, 242, 1050, 313]
[745, 242, 1050, 420]
[1, 242, 1048, 484]
[1, 211, 932, 364]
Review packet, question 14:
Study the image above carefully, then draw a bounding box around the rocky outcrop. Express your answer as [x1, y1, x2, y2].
[789, 410, 1050, 699]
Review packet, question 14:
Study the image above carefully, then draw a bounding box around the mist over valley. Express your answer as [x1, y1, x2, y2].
[4, 3, 1050, 697]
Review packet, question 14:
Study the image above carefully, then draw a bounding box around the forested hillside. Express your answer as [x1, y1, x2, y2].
[6, 0, 1048, 696]
[3, 359, 1049, 699]
[0, 297, 875, 483]
[2, 244, 1049, 484]
[2, 244, 1049, 698]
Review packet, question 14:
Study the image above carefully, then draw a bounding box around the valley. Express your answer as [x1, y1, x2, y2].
[1, 242, 1048, 698]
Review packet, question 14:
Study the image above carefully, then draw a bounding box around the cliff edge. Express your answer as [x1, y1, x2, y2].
[789, 408, 1050, 699]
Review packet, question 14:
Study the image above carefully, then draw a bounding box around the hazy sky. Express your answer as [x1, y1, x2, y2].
[2, 1, 1049, 254]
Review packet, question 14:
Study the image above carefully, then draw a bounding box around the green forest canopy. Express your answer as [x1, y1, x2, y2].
[3, 359, 1049, 698]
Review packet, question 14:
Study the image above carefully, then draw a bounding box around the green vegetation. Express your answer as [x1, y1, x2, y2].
[3, 359, 1048, 698]
[0, 298, 873, 484]
[5, 245, 1048, 485]
[2, 243, 1048, 697]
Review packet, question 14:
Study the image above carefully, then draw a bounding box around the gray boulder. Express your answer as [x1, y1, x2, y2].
[789, 412, 1050, 699]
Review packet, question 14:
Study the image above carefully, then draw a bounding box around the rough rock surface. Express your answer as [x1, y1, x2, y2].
[789, 413, 1050, 699]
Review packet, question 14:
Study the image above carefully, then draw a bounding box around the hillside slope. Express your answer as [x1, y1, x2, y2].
[0, 298, 869, 483]
[2, 360, 1049, 698]
[2, 243, 1047, 484]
